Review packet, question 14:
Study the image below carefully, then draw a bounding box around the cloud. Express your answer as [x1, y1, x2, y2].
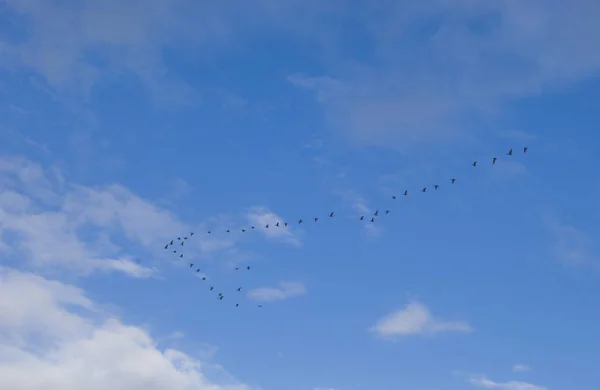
[0, 268, 252, 390]
[468, 375, 547, 390]
[512, 364, 531, 373]
[370, 301, 473, 338]
[545, 216, 600, 270]
[287, 0, 600, 149]
[247, 281, 306, 302]
[0, 155, 251, 277]
[246, 207, 301, 246]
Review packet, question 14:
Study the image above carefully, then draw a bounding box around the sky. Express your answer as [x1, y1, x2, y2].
[1, 1, 600, 390]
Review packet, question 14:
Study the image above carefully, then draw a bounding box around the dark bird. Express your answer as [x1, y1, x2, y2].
[181, 241, 184, 246]
[180, 254, 183, 258]
[235, 267, 239, 270]
[284, 222, 288, 227]
[219, 296, 224, 300]
[190, 232, 194, 236]
[507, 149, 513, 156]
[374, 210, 379, 216]
[189, 263, 193, 268]
[236, 303, 239, 307]
[196, 269, 200, 272]
[492, 157, 497, 165]
[298, 219, 303, 224]
[258, 305, 263, 308]
[164, 244, 168, 249]
[177, 237, 181, 240]
[276, 222, 279, 227]
[226, 229, 230, 233]
[392, 195, 396, 199]
[385, 210, 390, 214]
[173, 250, 177, 253]
[360, 216, 364, 220]
[472, 161, 477, 167]
[207, 230, 211, 234]
[422, 187, 427, 192]
[451, 178, 456, 184]
[434, 185, 439, 190]
[265, 224, 269, 228]
[523, 146, 528, 153]
[370, 217, 375, 222]
[329, 212, 334, 217]
[247, 266, 251, 270]
[237, 287, 241, 292]
[170, 240, 174, 245]
[184, 237, 188, 240]
[251, 226, 255, 229]
[402, 190, 407, 196]
[314, 217, 318, 222]
[210, 286, 214, 291]
[202, 277, 206, 280]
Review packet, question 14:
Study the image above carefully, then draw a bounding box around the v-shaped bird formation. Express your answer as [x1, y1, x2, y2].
[160, 147, 529, 309]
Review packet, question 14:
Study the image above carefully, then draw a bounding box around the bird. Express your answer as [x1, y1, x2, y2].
[314, 217, 318, 222]
[184, 237, 187, 240]
[180, 241, 184, 246]
[258, 305, 263, 308]
[374, 210, 379, 216]
[170, 240, 174, 245]
[237, 287, 241, 292]
[190, 232, 194, 236]
[507, 149, 513, 156]
[180, 254, 183, 258]
[189, 263, 193, 268]
[241, 229, 246, 232]
[235, 267, 239, 270]
[422, 187, 427, 192]
[404, 190, 408, 196]
[392, 195, 396, 199]
[523, 146, 528, 153]
[207, 230, 211, 234]
[247, 266, 251, 270]
[177, 237, 181, 240]
[236, 303, 239, 307]
[434, 185, 439, 190]
[370, 217, 375, 222]
[298, 219, 303, 224]
[196, 269, 200, 272]
[492, 157, 497, 165]
[284, 222, 288, 227]
[360, 216, 364, 220]
[276, 222, 279, 227]
[202, 277, 206, 280]
[385, 210, 390, 214]
[164, 244, 168, 249]
[226, 229, 230, 233]
[219, 296, 224, 300]
[251, 226, 255, 229]
[451, 178, 456, 184]
[210, 286, 214, 291]
[265, 224, 269, 228]
[472, 161, 477, 167]
[329, 212, 334, 217]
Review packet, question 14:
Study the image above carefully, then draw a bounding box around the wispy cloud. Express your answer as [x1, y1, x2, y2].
[246, 207, 301, 246]
[468, 375, 546, 390]
[247, 281, 306, 302]
[545, 216, 600, 270]
[512, 364, 531, 373]
[370, 301, 473, 338]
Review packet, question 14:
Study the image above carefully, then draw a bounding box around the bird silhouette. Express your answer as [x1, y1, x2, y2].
[360, 216, 364, 220]
[472, 161, 477, 167]
[247, 266, 251, 270]
[392, 195, 396, 199]
[164, 244, 168, 249]
[237, 287, 242, 291]
[385, 210, 390, 214]
[404, 190, 408, 196]
[451, 178, 456, 184]
[523, 146, 528, 153]
[210, 286, 214, 291]
[298, 219, 303, 224]
[422, 187, 427, 192]
[434, 185, 439, 190]
[314, 217, 318, 222]
[370, 217, 375, 222]
[276, 222, 280, 227]
[284, 222, 288, 227]
[236, 303, 239, 307]
[180, 254, 183, 258]
[170, 240, 174, 245]
[265, 224, 269, 228]
[507, 149, 513, 156]
[492, 157, 497, 165]
[189, 263, 193, 268]
[190, 232, 194, 236]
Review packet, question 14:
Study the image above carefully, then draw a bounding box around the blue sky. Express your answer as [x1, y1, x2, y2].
[1, 1, 600, 390]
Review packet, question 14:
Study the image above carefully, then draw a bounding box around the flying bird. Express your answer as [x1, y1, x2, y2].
[385, 210, 390, 214]
[507, 149, 513, 156]
[329, 212, 334, 217]
[451, 178, 456, 184]
[170, 240, 174, 245]
[265, 224, 269, 228]
[472, 161, 477, 167]
[164, 244, 168, 249]
[177, 237, 181, 240]
[207, 230, 211, 234]
[180, 254, 183, 258]
[184, 237, 187, 240]
[226, 229, 230, 233]
[236, 303, 239, 307]
[422, 187, 427, 192]
[210, 286, 214, 291]
[202, 277, 206, 280]
[276, 222, 279, 227]
[189, 263, 193, 268]
[284, 222, 288, 227]
[434, 185, 439, 190]
[247, 266, 251, 270]
[404, 190, 408, 196]
[360, 216, 364, 220]
[190, 232, 194, 236]
[492, 157, 497, 165]
[392, 195, 396, 199]
[298, 219, 303, 224]
[196, 269, 200, 272]
[241, 229, 246, 232]
[523, 146, 528, 153]
[370, 217, 375, 222]
[314, 217, 318, 222]
[237, 287, 242, 292]
[374, 210, 379, 216]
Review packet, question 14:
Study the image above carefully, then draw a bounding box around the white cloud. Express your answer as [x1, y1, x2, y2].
[513, 364, 531, 373]
[468, 375, 546, 390]
[246, 207, 301, 246]
[247, 281, 306, 302]
[545, 216, 600, 270]
[370, 301, 473, 338]
[0, 268, 252, 390]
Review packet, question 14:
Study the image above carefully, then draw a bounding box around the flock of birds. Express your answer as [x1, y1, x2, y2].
[162, 147, 529, 309]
